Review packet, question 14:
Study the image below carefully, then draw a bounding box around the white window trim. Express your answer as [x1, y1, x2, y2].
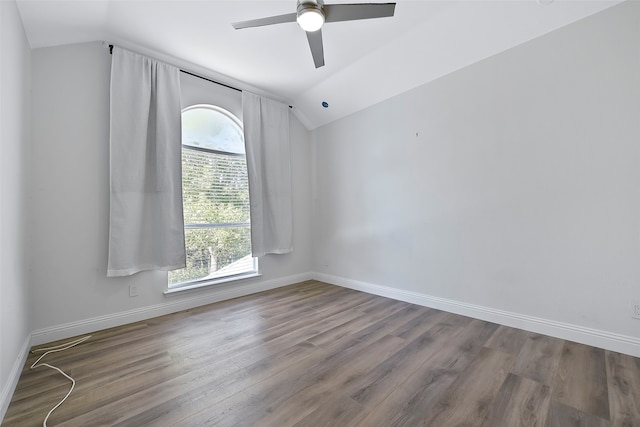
[163, 270, 262, 296]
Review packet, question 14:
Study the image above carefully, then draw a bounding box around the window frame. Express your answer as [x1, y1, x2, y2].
[166, 104, 259, 294]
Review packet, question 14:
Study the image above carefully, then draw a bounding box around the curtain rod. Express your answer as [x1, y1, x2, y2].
[108, 44, 241, 93]
[108, 44, 293, 108]
[180, 70, 241, 93]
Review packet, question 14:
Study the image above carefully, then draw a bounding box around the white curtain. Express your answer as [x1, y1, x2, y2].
[107, 47, 185, 277]
[242, 92, 293, 257]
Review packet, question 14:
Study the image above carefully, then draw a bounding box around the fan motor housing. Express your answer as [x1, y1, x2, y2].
[297, 1, 325, 32]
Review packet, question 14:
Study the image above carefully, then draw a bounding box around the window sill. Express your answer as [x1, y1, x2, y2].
[163, 272, 262, 296]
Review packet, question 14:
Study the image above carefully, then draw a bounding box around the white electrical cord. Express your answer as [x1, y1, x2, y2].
[30, 336, 92, 427]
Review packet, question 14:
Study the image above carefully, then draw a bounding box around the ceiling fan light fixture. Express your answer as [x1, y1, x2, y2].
[296, 2, 325, 32]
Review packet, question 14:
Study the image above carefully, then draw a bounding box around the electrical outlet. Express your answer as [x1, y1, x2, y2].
[129, 285, 139, 297]
[631, 302, 640, 319]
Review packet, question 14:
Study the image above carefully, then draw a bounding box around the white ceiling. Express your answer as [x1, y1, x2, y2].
[16, 0, 622, 129]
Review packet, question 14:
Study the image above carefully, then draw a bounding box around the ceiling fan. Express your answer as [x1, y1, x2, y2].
[232, 1, 396, 68]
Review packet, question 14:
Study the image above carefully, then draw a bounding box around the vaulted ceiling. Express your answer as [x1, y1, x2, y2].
[16, 0, 621, 129]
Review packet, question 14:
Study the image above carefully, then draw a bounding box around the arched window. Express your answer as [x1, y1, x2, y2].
[168, 104, 256, 287]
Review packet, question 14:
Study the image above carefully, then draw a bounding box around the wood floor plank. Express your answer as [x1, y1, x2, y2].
[53, 354, 240, 426]
[347, 318, 494, 409]
[179, 333, 407, 427]
[485, 325, 531, 355]
[292, 394, 368, 427]
[347, 329, 446, 408]
[3, 351, 175, 423]
[546, 401, 610, 427]
[552, 341, 610, 420]
[605, 350, 640, 426]
[305, 302, 407, 348]
[482, 373, 551, 427]
[195, 281, 336, 322]
[420, 346, 515, 426]
[511, 333, 564, 385]
[225, 334, 406, 427]
[239, 334, 407, 427]
[257, 287, 353, 321]
[353, 295, 409, 314]
[390, 307, 450, 342]
[4, 281, 640, 427]
[313, 303, 427, 351]
[110, 341, 320, 427]
[206, 300, 365, 367]
[354, 367, 459, 427]
[350, 317, 498, 426]
[415, 318, 499, 373]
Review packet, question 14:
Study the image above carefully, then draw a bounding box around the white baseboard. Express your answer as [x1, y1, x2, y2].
[27, 270, 640, 356]
[31, 272, 312, 346]
[313, 272, 640, 358]
[0, 334, 31, 424]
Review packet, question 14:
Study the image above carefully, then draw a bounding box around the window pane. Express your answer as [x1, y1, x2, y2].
[169, 226, 253, 285]
[182, 148, 250, 225]
[171, 104, 256, 289]
[182, 106, 245, 154]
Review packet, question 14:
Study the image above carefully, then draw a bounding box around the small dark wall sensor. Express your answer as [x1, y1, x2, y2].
[322, 101, 329, 108]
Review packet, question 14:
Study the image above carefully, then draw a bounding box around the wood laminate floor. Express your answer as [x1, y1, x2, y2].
[3, 281, 640, 426]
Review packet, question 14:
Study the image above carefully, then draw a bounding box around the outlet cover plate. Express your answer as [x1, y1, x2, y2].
[631, 302, 640, 319]
[129, 285, 139, 297]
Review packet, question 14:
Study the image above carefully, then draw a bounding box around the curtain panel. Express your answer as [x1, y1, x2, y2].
[242, 92, 293, 257]
[107, 47, 186, 277]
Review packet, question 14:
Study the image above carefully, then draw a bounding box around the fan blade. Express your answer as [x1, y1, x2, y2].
[232, 13, 297, 29]
[324, 3, 395, 23]
[306, 29, 325, 68]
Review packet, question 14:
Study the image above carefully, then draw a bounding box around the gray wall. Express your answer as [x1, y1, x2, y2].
[29, 42, 312, 339]
[313, 1, 640, 345]
[0, 0, 31, 418]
